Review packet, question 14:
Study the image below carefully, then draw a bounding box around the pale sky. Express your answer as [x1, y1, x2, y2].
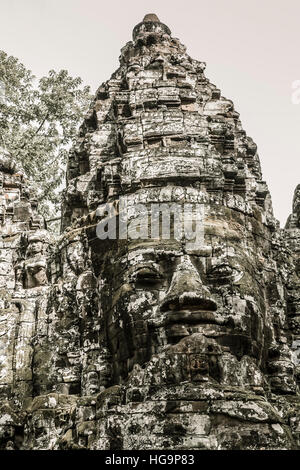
[1, 0, 299, 227]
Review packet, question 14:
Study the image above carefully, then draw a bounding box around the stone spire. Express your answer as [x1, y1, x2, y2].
[63, 14, 274, 231]
[143, 13, 160, 22]
[132, 13, 171, 40]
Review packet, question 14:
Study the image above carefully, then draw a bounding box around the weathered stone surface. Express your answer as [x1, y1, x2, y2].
[0, 15, 299, 450]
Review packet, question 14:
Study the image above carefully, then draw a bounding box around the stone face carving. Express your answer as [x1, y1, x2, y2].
[0, 16, 300, 450]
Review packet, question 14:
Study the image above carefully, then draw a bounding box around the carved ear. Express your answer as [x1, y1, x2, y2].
[284, 184, 300, 285]
[283, 185, 300, 393]
[266, 340, 297, 394]
[284, 184, 300, 287]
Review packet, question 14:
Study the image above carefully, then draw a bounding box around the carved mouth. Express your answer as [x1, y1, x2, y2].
[161, 297, 217, 313]
[166, 310, 218, 325]
[163, 309, 221, 343]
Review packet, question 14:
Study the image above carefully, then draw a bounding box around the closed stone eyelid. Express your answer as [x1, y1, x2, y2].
[209, 263, 233, 273]
[207, 264, 244, 283]
[131, 266, 162, 279]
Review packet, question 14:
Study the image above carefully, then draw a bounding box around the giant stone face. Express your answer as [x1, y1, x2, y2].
[98, 198, 291, 392]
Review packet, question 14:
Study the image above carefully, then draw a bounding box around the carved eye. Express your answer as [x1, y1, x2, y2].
[208, 263, 243, 285]
[212, 264, 233, 277]
[131, 268, 162, 289]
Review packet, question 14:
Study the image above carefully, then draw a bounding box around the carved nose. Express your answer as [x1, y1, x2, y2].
[160, 258, 217, 312]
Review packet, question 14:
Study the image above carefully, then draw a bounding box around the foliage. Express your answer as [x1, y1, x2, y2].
[0, 51, 92, 226]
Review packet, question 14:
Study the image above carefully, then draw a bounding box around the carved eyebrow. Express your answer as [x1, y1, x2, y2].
[133, 266, 161, 276]
[127, 252, 179, 268]
[127, 248, 182, 258]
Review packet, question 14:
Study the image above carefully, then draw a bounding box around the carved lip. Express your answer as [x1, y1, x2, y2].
[165, 310, 218, 326]
[161, 298, 218, 313]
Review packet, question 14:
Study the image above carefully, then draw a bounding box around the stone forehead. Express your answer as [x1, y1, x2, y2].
[115, 241, 245, 263]
[62, 10, 277, 234]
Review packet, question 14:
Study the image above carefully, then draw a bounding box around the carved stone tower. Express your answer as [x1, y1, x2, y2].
[0, 15, 299, 450]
